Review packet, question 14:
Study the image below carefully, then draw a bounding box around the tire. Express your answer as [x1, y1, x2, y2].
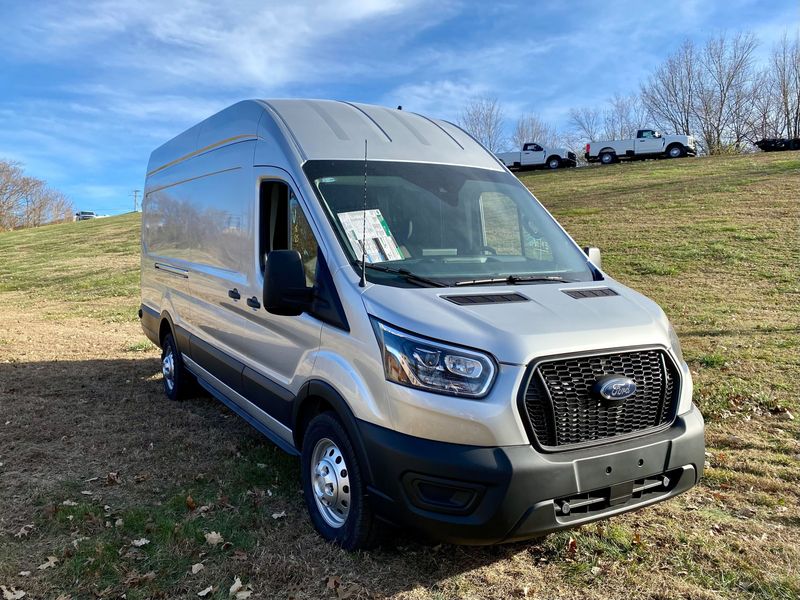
[790, 139, 800, 151]
[160, 332, 191, 401]
[547, 157, 561, 170]
[599, 152, 615, 165]
[666, 144, 685, 159]
[301, 412, 383, 550]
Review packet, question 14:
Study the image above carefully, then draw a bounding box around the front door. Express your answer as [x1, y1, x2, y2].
[230, 168, 324, 427]
[635, 130, 664, 155]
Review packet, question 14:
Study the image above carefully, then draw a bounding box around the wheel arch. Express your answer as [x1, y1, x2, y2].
[292, 380, 375, 485]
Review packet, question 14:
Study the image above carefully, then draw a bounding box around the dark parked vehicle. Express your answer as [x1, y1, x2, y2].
[754, 138, 800, 152]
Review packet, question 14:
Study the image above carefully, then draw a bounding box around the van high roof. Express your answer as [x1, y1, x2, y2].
[147, 99, 503, 177]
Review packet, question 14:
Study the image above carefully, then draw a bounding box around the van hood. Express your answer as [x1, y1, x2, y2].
[361, 279, 671, 365]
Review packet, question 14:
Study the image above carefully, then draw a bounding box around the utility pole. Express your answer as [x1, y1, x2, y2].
[131, 189, 141, 212]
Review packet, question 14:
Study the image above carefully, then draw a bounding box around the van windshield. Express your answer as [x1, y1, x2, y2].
[303, 160, 597, 287]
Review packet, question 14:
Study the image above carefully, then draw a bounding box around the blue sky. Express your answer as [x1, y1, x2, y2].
[0, 0, 797, 215]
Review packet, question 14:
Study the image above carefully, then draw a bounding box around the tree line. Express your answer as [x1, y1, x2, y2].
[0, 159, 74, 231]
[459, 31, 800, 157]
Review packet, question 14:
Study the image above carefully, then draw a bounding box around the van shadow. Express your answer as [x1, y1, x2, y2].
[0, 357, 548, 594]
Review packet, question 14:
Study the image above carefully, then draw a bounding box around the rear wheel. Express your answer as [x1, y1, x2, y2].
[599, 152, 615, 165]
[301, 412, 383, 550]
[547, 157, 561, 170]
[160, 332, 191, 400]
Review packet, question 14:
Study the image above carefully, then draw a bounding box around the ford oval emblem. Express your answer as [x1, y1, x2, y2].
[593, 375, 637, 404]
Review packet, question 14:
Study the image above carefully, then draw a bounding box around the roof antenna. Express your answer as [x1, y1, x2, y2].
[359, 138, 368, 288]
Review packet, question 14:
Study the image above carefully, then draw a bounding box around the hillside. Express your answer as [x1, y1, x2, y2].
[0, 152, 798, 599]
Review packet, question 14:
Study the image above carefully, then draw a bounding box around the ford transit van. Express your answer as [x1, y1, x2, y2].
[139, 100, 704, 549]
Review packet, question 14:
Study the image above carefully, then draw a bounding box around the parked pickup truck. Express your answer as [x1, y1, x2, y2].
[585, 129, 696, 164]
[496, 143, 577, 170]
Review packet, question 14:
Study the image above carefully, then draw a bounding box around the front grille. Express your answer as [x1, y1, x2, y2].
[521, 349, 679, 449]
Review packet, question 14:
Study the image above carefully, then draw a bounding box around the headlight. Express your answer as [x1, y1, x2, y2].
[371, 319, 497, 398]
[668, 323, 685, 364]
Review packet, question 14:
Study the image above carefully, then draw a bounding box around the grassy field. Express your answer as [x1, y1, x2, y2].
[0, 152, 798, 600]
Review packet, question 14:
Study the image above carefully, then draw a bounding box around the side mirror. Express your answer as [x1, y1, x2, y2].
[263, 250, 313, 316]
[583, 246, 602, 269]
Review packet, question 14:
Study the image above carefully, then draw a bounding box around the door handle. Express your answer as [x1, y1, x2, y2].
[228, 288, 241, 300]
[246, 296, 261, 309]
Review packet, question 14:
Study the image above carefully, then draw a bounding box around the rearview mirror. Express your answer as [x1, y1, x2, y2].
[263, 250, 314, 316]
[583, 246, 602, 269]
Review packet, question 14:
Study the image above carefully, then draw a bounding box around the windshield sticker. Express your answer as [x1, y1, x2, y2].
[338, 209, 404, 263]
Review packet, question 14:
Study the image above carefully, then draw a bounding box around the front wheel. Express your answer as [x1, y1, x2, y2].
[547, 157, 561, 170]
[301, 413, 383, 549]
[667, 145, 685, 158]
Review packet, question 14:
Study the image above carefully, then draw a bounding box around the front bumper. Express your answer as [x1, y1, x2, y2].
[360, 404, 704, 544]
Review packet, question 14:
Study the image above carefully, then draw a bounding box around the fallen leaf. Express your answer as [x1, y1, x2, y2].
[115, 518, 124, 528]
[336, 583, 360, 599]
[186, 496, 197, 511]
[1, 586, 26, 600]
[271, 511, 286, 520]
[590, 566, 602, 576]
[80, 490, 93, 496]
[205, 531, 223, 546]
[235, 592, 252, 600]
[131, 538, 150, 547]
[197, 586, 213, 597]
[566, 536, 577, 558]
[124, 571, 156, 586]
[326, 576, 341, 590]
[14, 524, 34, 538]
[61, 500, 78, 506]
[37, 556, 58, 570]
[191, 563, 204, 575]
[232, 550, 248, 562]
[106, 472, 121, 485]
[256, 463, 267, 469]
[229, 577, 243, 596]
[18, 572, 30, 578]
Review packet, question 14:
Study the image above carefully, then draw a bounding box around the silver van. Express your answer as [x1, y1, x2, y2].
[139, 99, 704, 549]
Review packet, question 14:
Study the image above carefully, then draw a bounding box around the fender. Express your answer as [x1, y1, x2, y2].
[292, 379, 376, 488]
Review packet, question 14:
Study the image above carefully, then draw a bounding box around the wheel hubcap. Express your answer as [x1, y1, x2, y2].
[311, 438, 351, 528]
[162, 349, 175, 392]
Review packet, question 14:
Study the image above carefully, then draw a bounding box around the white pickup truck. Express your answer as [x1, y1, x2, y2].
[585, 129, 696, 164]
[496, 142, 577, 170]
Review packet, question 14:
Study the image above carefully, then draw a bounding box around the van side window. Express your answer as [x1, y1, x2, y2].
[259, 181, 318, 286]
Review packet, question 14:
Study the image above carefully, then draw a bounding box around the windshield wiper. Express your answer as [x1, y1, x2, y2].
[454, 274, 572, 287]
[364, 264, 447, 288]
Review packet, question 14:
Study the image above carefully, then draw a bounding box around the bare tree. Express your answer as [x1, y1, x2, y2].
[693, 32, 759, 153]
[0, 158, 74, 230]
[641, 40, 697, 135]
[603, 93, 647, 139]
[569, 106, 602, 141]
[511, 113, 559, 148]
[770, 31, 800, 139]
[458, 97, 505, 153]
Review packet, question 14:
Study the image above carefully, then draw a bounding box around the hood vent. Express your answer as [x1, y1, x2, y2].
[563, 288, 619, 299]
[443, 293, 529, 306]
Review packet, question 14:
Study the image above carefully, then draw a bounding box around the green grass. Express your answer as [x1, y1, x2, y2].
[0, 212, 141, 320]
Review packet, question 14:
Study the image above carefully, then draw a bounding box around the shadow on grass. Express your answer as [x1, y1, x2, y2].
[0, 357, 545, 598]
